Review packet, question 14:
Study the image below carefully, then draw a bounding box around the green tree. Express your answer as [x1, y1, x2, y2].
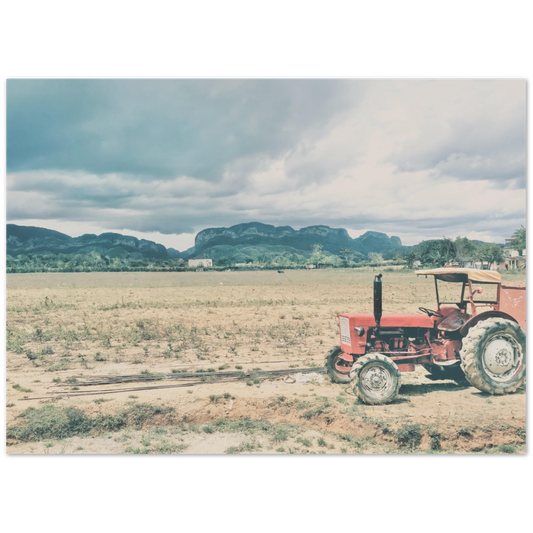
[440, 237, 456, 261]
[338, 248, 351, 267]
[368, 252, 384, 264]
[454, 236, 476, 257]
[310, 243, 325, 268]
[475, 244, 504, 266]
[510, 226, 526, 252]
[404, 250, 418, 268]
[411, 238, 457, 268]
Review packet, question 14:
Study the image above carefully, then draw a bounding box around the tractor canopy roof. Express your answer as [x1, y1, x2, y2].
[415, 267, 501, 283]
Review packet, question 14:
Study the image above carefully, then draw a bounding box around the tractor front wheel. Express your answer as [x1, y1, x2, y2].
[460, 318, 526, 394]
[325, 346, 353, 384]
[350, 354, 401, 405]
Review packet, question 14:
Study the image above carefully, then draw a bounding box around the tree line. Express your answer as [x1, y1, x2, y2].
[6, 227, 524, 273]
[404, 227, 525, 269]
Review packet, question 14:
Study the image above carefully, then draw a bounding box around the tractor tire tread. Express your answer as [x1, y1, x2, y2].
[460, 317, 526, 395]
[350, 353, 401, 405]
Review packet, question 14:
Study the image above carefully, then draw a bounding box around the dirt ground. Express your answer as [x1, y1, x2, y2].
[5, 269, 527, 454]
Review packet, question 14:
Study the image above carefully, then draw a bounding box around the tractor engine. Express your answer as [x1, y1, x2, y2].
[372, 332, 408, 353]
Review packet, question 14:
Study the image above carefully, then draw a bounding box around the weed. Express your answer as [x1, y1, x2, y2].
[271, 427, 290, 444]
[12, 383, 32, 393]
[46, 362, 70, 372]
[458, 426, 476, 439]
[25, 350, 41, 361]
[396, 424, 422, 449]
[125, 447, 149, 454]
[296, 437, 313, 447]
[496, 444, 517, 454]
[32, 326, 45, 342]
[428, 428, 441, 450]
[317, 437, 327, 447]
[7, 405, 92, 441]
[8, 340, 26, 354]
[336, 433, 370, 449]
[225, 440, 261, 454]
[298, 397, 332, 420]
[151, 441, 188, 454]
[7, 403, 175, 442]
[120, 403, 175, 430]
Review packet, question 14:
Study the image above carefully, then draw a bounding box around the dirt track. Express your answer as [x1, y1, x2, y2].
[6, 270, 526, 454]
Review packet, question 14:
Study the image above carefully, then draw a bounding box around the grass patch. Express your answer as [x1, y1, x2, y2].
[7, 402, 176, 442]
[395, 424, 422, 450]
[297, 397, 334, 422]
[225, 440, 261, 454]
[7, 405, 92, 441]
[428, 428, 441, 451]
[12, 383, 32, 393]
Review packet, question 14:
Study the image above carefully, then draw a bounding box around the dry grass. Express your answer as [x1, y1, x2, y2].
[6, 269, 526, 454]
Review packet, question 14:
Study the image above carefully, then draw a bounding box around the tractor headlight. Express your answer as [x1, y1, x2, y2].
[354, 326, 365, 337]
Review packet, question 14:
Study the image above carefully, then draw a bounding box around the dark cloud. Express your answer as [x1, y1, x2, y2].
[7, 79, 359, 180]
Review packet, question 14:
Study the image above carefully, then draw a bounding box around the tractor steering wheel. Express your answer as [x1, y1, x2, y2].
[419, 307, 443, 318]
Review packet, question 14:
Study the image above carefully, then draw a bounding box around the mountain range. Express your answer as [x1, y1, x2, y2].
[7, 222, 405, 263]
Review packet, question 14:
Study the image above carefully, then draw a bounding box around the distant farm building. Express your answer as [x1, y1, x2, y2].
[188, 258, 213, 268]
[500, 248, 526, 271]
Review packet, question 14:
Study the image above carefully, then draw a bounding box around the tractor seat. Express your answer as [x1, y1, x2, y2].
[437, 312, 470, 332]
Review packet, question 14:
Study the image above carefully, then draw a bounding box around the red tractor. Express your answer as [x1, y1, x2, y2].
[325, 268, 526, 404]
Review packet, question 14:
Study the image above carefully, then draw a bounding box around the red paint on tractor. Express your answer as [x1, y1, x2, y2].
[500, 285, 526, 331]
[340, 313, 434, 329]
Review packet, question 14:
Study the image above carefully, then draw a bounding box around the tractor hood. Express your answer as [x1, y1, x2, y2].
[415, 268, 501, 283]
[341, 313, 434, 328]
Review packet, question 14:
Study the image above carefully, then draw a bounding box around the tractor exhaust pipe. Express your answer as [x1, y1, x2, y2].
[374, 273, 383, 328]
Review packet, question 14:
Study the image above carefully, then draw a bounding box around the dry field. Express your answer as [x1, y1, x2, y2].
[6, 269, 526, 454]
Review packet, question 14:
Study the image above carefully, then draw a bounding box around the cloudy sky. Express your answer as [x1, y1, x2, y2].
[6, 79, 526, 250]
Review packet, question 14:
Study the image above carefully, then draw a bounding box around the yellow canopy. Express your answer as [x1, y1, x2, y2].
[415, 268, 501, 283]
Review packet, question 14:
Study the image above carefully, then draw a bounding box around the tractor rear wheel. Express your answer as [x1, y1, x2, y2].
[350, 354, 401, 405]
[460, 318, 526, 394]
[325, 346, 352, 384]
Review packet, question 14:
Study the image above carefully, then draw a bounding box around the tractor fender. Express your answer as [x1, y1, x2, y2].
[459, 311, 518, 337]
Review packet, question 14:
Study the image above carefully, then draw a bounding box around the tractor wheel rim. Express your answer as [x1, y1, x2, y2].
[482, 334, 523, 382]
[360, 363, 394, 399]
